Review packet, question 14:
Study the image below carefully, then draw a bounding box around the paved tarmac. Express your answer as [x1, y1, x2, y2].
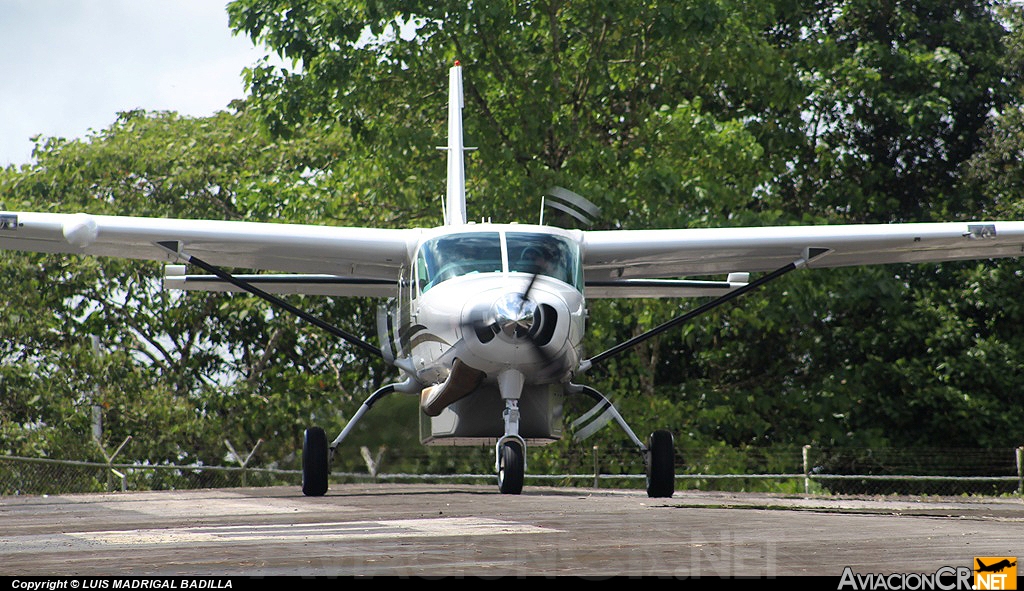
[1, 484, 1022, 578]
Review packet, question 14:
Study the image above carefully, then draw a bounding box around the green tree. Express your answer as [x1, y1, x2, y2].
[224, 0, 1024, 459]
[0, 108, 395, 471]
[225, 0, 803, 468]
[6, 0, 1024, 489]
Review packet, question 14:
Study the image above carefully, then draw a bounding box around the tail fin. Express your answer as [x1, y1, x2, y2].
[444, 61, 467, 226]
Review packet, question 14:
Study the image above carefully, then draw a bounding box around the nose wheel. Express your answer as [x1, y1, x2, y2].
[497, 438, 525, 494]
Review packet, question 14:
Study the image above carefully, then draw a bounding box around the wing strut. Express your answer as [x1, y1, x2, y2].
[569, 384, 646, 448]
[582, 253, 825, 370]
[158, 241, 384, 361]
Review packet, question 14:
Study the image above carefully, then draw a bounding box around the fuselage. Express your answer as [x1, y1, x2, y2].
[391, 223, 587, 391]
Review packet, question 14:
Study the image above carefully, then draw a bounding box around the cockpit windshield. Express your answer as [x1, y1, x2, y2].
[416, 231, 582, 294]
[417, 232, 502, 292]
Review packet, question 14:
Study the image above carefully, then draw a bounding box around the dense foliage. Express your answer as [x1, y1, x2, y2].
[3, 1, 1024, 481]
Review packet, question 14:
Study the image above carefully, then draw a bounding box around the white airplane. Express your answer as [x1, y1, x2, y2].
[4, 62, 1024, 498]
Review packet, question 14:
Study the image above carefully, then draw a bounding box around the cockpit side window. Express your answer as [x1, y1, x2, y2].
[416, 232, 502, 293]
[507, 232, 582, 291]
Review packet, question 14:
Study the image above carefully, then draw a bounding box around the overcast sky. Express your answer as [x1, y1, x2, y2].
[0, 0, 274, 166]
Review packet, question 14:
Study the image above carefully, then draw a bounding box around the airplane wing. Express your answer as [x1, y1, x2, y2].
[582, 221, 1024, 290]
[0, 212, 419, 296]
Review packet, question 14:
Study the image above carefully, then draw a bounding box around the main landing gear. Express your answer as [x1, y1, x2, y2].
[302, 426, 330, 497]
[645, 430, 675, 498]
[570, 384, 676, 498]
[300, 382, 408, 497]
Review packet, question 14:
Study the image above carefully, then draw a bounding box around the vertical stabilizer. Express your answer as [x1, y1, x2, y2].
[445, 62, 467, 226]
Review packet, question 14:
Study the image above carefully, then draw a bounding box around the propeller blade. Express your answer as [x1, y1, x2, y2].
[516, 274, 562, 370]
[544, 186, 601, 227]
[519, 271, 540, 311]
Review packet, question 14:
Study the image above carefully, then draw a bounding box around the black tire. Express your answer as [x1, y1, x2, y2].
[302, 426, 330, 497]
[497, 440, 525, 495]
[646, 430, 675, 498]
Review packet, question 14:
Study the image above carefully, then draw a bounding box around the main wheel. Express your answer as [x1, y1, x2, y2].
[497, 440, 525, 495]
[302, 426, 330, 497]
[646, 430, 675, 498]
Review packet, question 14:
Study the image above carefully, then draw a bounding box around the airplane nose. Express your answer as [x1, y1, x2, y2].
[467, 291, 560, 348]
[459, 286, 571, 378]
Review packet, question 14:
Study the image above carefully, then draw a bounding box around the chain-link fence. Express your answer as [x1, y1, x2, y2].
[3, 445, 1021, 496]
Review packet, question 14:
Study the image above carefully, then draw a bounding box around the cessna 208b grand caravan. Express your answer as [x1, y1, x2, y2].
[4, 62, 1024, 498]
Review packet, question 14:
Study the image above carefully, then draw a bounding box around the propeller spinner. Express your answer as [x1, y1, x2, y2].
[494, 291, 537, 338]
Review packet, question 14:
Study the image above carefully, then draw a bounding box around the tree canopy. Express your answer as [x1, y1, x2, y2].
[3, 0, 1024, 481]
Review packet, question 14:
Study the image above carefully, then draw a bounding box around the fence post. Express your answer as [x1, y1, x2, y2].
[95, 436, 132, 492]
[1016, 447, 1022, 495]
[224, 439, 263, 487]
[592, 445, 599, 488]
[803, 444, 811, 495]
[361, 446, 385, 479]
